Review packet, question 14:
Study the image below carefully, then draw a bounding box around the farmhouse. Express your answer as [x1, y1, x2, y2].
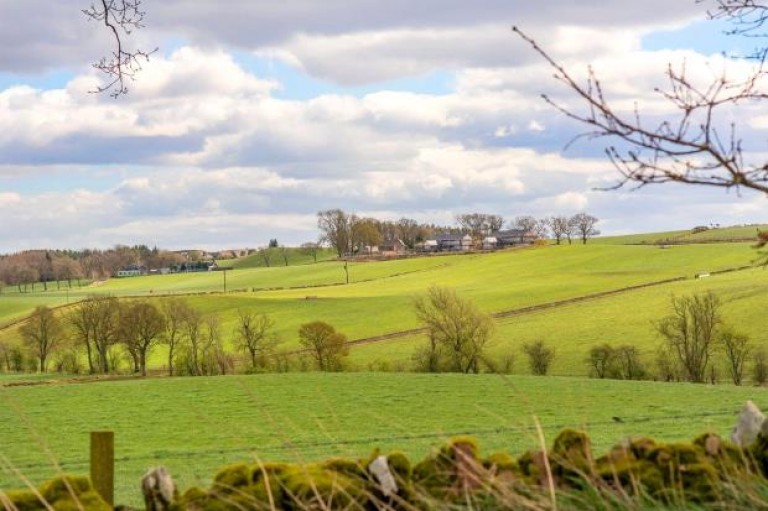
[432, 233, 473, 252]
[115, 265, 146, 278]
[493, 229, 538, 246]
[378, 239, 407, 255]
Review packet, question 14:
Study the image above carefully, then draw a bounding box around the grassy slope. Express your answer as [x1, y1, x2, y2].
[350, 266, 768, 375]
[0, 373, 763, 505]
[595, 224, 768, 245]
[0, 243, 761, 360]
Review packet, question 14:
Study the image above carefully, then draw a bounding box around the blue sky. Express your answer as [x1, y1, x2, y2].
[0, 1, 765, 252]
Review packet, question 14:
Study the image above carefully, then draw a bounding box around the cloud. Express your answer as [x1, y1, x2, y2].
[1, 2, 766, 252]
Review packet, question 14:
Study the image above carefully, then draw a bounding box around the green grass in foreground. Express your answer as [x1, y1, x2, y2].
[0, 373, 765, 505]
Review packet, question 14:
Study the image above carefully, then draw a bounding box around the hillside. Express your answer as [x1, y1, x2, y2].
[1, 242, 763, 370]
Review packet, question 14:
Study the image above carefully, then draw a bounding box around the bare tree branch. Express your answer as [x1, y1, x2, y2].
[513, 21, 768, 195]
[82, 0, 157, 97]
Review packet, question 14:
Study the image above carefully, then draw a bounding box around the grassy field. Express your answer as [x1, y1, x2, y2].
[351, 265, 768, 375]
[1, 242, 764, 374]
[0, 372, 764, 505]
[595, 224, 768, 245]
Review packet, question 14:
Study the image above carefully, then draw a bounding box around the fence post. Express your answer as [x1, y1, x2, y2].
[90, 431, 114, 506]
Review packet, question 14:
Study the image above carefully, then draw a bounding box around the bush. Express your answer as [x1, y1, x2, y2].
[754, 350, 768, 385]
[523, 340, 555, 375]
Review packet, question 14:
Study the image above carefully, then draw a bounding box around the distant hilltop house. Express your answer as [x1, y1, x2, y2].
[491, 229, 538, 247]
[418, 233, 473, 252]
[378, 239, 407, 255]
[115, 265, 147, 278]
[418, 229, 538, 253]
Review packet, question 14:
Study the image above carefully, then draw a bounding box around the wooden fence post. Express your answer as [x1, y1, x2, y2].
[90, 431, 114, 506]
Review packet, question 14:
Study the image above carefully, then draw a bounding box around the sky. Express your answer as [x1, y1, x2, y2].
[0, 0, 766, 252]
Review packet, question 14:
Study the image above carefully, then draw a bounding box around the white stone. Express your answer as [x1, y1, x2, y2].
[368, 455, 398, 497]
[142, 466, 175, 511]
[730, 400, 766, 447]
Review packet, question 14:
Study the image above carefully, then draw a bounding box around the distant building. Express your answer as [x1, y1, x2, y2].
[115, 265, 146, 278]
[493, 229, 538, 247]
[379, 239, 407, 255]
[428, 233, 473, 252]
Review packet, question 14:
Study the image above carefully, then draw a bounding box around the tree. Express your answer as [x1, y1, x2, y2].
[299, 242, 321, 263]
[547, 216, 572, 245]
[258, 248, 273, 267]
[570, 213, 600, 244]
[586, 344, 614, 378]
[720, 328, 751, 385]
[20, 306, 63, 373]
[119, 300, 165, 376]
[513, 2, 768, 195]
[456, 213, 504, 241]
[160, 297, 189, 376]
[69, 295, 120, 374]
[233, 310, 279, 370]
[317, 209, 353, 258]
[611, 345, 647, 380]
[523, 340, 555, 375]
[656, 292, 722, 383]
[352, 218, 383, 254]
[413, 286, 494, 373]
[512, 216, 538, 242]
[298, 321, 349, 371]
[68, 296, 98, 373]
[82, 0, 157, 97]
[181, 306, 205, 376]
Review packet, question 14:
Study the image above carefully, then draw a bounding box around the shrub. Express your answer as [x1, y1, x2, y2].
[523, 340, 555, 375]
[754, 349, 768, 385]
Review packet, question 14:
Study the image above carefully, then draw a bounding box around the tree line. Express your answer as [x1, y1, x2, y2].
[0, 246, 187, 292]
[8, 296, 351, 376]
[317, 209, 600, 257]
[5, 287, 759, 383]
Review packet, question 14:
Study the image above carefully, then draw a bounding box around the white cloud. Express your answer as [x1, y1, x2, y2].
[1, 1, 767, 251]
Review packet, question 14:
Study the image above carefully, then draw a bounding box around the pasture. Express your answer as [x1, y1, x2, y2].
[0, 372, 764, 505]
[1, 241, 765, 376]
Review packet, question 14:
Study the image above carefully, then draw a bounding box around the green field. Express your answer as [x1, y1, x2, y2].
[594, 224, 768, 245]
[1, 241, 765, 375]
[0, 372, 765, 505]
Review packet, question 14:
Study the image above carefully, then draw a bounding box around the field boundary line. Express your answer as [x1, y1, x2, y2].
[347, 275, 692, 347]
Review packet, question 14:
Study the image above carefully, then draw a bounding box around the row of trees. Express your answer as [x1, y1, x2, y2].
[0, 246, 187, 292]
[409, 285, 761, 385]
[14, 296, 352, 376]
[12, 287, 752, 381]
[317, 209, 601, 256]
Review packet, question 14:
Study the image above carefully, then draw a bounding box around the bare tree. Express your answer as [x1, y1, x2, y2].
[20, 306, 64, 373]
[82, 0, 157, 97]
[570, 213, 600, 244]
[656, 292, 722, 383]
[317, 209, 353, 258]
[161, 297, 189, 376]
[513, 2, 768, 195]
[119, 300, 165, 376]
[181, 306, 204, 376]
[68, 297, 98, 373]
[547, 216, 572, 245]
[299, 242, 321, 263]
[414, 286, 494, 374]
[233, 310, 279, 370]
[586, 344, 614, 378]
[720, 328, 751, 385]
[69, 295, 120, 374]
